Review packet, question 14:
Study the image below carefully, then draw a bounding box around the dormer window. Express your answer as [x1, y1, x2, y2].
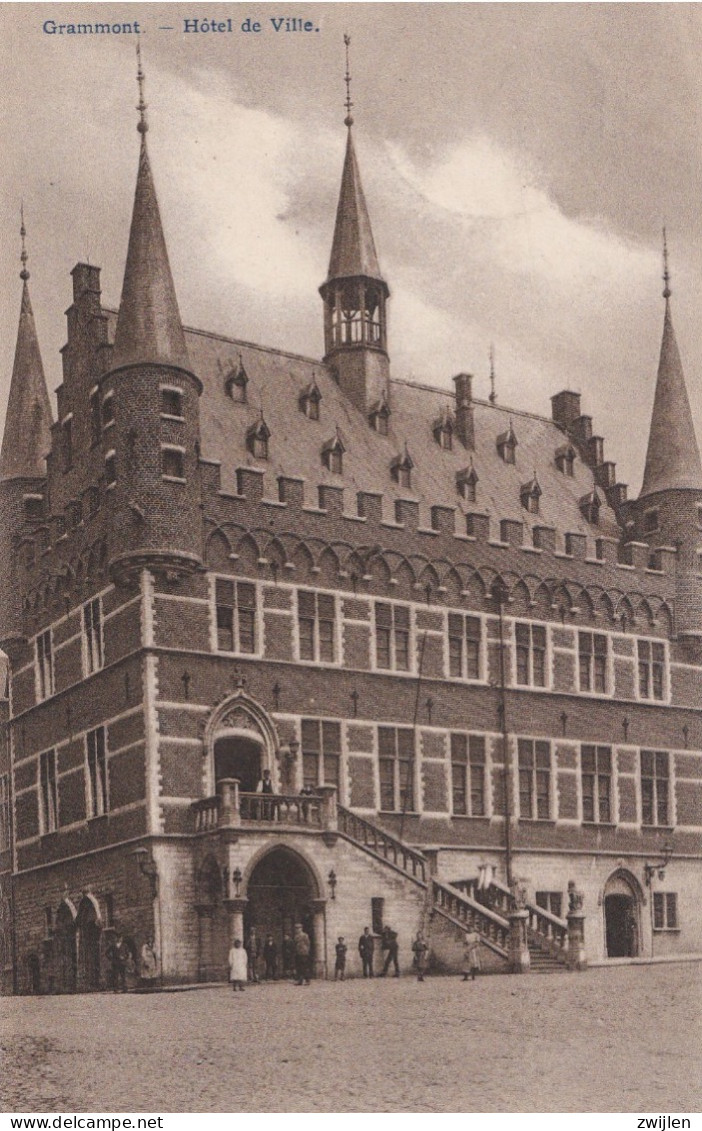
[321, 428, 345, 474]
[246, 413, 270, 461]
[497, 423, 517, 464]
[643, 508, 659, 534]
[520, 476, 541, 515]
[390, 444, 414, 490]
[456, 463, 478, 503]
[369, 392, 391, 436]
[433, 408, 454, 451]
[299, 375, 322, 421]
[225, 356, 248, 404]
[579, 488, 601, 525]
[555, 443, 576, 477]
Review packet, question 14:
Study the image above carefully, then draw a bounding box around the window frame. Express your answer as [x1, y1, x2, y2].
[517, 738, 552, 820]
[578, 631, 609, 695]
[580, 744, 613, 824]
[637, 637, 666, 702]
[161, 444, 186, 482]
[300, 718, 342, 796]
[86, 726, 108, 818]
[374, 601, 412, 673]
[160, 385, 185, 420]
[450, 733, 486, 817]
[296, 589, 338, 665]
[640, 750, 671, 827]
[378, 726, 415, 813]
[83, 596, 104, 675]
[447, 613, 483, 681]
[39, 749, 58, 835]
[652, 892, 679, 932]
[514, 621, 548, 689]
[35, 628, 54, 700]
[213, 577, 259, 656]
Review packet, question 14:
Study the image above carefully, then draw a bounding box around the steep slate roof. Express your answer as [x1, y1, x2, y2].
[105, 312, 620, 541]
[326, 128, 385, 284]
[111, 137, 191, 372]
[0, 281, 53, 480]
[641, 299, 702, 496]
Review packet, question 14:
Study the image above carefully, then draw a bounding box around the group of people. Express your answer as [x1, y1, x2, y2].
[106, 934, 159, 992]
[229, 922, 483, 989]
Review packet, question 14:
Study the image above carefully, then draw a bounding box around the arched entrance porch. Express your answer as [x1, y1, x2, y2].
[244, 846, 324, 979]
[604, 870, 642, 958]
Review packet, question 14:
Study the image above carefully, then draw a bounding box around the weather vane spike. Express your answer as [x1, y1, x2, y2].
[343, 33, 354, 127]
[489, 343, 497, 404]
[136, 40, 148, 135]
[662, 226, 671, 300]
[19, 203, 29, 282]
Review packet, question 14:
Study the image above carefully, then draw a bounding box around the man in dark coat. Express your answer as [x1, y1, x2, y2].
[380, 925, 400, 977]
[358, 926, 375, 977]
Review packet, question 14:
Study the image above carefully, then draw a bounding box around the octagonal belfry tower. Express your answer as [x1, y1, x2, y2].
[319, 35, 390, 418]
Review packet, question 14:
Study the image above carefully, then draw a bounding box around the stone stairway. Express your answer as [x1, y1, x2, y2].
[450, 875, 571, 971]
[528, 940, 568, 973]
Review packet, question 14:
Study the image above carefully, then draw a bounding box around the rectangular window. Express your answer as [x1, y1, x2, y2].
[36, 629, 54, 700]
[0, 773, 10, 851]
[450, 734, 486, 816]
[448, 614, 481, 679]
[515, 622, 547, 687]
[578, 631, 608, 693]
[87, 726, 108, 818]
[89, 390, 101, 446]
[378, 726, 414, 812]
[580, 745, 612, 823]
[518, 739, 551, 819]
[535, 891, 563, 918]
[653, 892, 678, 931]
[641, 750, 670, 826]
[215, 579, 256, 654]
[162, 447, 185, 480]
[637, 639, 665, 700]
[39, 750, 58, 834]
[300, 719, 341, 792]
[371, 897, 384, 935]
[297, 591, 336, 663]
[83, 597, 104, 675]
[160, 388, 184, 418]
[375, 602, 411, 671]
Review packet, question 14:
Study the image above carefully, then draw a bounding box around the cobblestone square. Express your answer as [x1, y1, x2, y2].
[2, 963, 701, 1113]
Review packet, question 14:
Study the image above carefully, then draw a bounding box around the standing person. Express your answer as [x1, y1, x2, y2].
[109, 933, 129, 993]
[358, 926, 375, 978]
[293, 922, 311, 985]
[380, 925, 400, 977]
[263, 934, 278, 980]
[282, 932, 296, 978]
[256, 768, 275, 819]
[412, 931, 428, 981]
[139, 938, 158, 992]
[228, 938, 247, 992]
[462, 930, 481, 981]
[245, 928, 260, 983]
[334, 937, 348, 981]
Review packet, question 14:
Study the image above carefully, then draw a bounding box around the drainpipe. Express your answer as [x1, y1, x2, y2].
[492, 580, 513, 889]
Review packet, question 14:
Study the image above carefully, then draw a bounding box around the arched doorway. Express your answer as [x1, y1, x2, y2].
[214, 735, 261, 793]
[54, 902, 77, 993]
[245, 847, 318, 976]
[76, 897, 102, 991]
[604, 871, 641, 957]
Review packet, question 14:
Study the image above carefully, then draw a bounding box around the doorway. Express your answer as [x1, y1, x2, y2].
[214, 736, 261, 793]
[54, 903, 77, 993]
[245, 848, 317, 976]
[76, 898, 102, 991]
[604, 873, 640, 957]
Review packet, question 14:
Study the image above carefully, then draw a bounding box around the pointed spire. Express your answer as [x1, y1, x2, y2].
[641, 235, 702, 496]
[1, 213, 53, 480]
[326, 36, 384, 284]
[111, 46, 190, 372]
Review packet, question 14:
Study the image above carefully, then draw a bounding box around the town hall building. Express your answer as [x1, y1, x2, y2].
[1, 54, 701, 992]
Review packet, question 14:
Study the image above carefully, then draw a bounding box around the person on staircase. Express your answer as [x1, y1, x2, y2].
[462, 930, 481, 981]
[379, 925, 400, 977]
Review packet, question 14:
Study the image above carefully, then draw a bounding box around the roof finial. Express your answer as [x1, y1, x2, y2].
[136, 41, 148, 135]
[19, 203, 29, 282]
[489, 343, 497, 404]
[662, 226, 671, 301]
[343, 33, 354, 128]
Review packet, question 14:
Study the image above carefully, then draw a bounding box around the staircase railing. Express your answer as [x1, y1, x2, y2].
[432, 879, 510, 957]
[337, 805, 427, 883]
[450, 873, 568, 963]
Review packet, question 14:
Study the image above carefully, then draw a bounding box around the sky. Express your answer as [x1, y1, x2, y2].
[1, 2, 701, 493]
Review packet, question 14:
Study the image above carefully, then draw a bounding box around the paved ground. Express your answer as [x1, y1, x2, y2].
[2, 963, 701, 1113]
